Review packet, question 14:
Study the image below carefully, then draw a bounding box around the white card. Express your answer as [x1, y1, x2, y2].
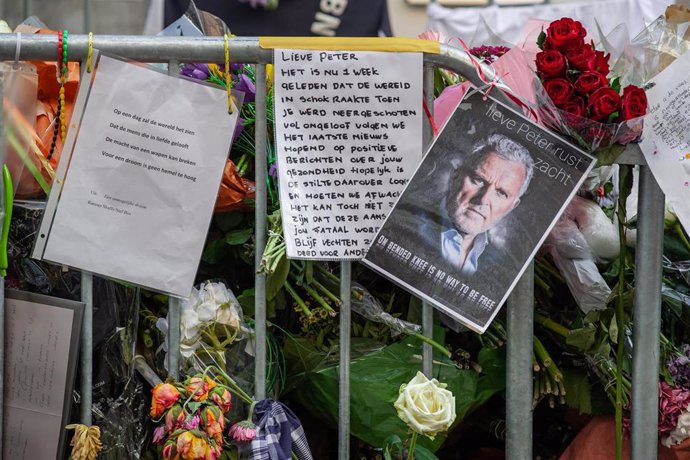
[36, 55, 239, 297]
[640, 50, 690, 233]
[274, 49, 423, 260]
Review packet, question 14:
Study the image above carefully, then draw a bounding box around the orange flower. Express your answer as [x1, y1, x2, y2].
[202, 406, 225, 444]
[185, 376, 218, 402]
[151, 383, 182, 418]
[210, 387, 233, 413]
[165, 404, 186, 432]
[177, 431, 217, 460]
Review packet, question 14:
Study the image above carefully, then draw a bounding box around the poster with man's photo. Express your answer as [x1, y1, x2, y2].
[363, 91, 596, 333]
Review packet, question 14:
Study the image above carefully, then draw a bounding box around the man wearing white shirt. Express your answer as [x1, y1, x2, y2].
[441, 133, 534, 274]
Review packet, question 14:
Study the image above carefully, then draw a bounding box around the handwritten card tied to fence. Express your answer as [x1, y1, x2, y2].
[34, 55, 240, 297]
[640, 50, 690, 233]
[274, 50, 422, 260]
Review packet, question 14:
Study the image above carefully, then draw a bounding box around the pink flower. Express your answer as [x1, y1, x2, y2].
[624, 381, 690, 438]
[153, 426, 167, 444]
[183, 415, 201, 430]
[229, 420, 257, 443]
[417, 30, 445, 43]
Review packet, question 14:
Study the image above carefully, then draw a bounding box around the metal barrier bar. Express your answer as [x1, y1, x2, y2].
[506, 262, 534, 460]
[0, 61, 5, 456]
[254, 63, 268, 400]
[422, 63, 435, 377]
[80, 272, 93, 424]
[166, 59, 182, 380]
[632, 165, 665, 460]
[338, 262, 352, 460]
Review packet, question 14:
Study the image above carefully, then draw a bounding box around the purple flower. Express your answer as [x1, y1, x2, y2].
[181, 63, 211, 81]
[152, 426, 167, 444]
[469, 45, 510, 64]
[233, 117, 245, 143]
[268, 163, 278, 178]
[182, 414, 201, 430]
[234, 74, 256, 103]
[668, 344, 690, 388]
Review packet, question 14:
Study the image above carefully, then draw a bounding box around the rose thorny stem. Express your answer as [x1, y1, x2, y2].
[407, 431, 418, 460]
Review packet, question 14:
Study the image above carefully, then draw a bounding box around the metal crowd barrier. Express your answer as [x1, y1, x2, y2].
[0, 34, 664, 460]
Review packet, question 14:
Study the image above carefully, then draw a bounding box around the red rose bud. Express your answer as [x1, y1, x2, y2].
[587, 87, 621, 121]
[574, 71, 608, 95]
[546, 18, 587, 51]
[562, 96, 586, 117]
[543, 78, 575, 108]
[565, 44, 595, 72]
[536, 50, 567, 78]
[586, 50, 610, 76]
[162, 439, 176, 460]
[618, 85, 647, 121]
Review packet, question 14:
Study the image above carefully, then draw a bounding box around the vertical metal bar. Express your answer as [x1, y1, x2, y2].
[254, 64, 268, 400]
[80, 272, 93, 425]
[421, 63, 435, 377]
[166, 59, 181, 380]
[506, 262, 534, 460]
[631, 166, 664, 460]
[84, 0, 92, 33]
[0, 68, 5, 454]
[338, 262, 352, 460]
[23, 0, 32, 20]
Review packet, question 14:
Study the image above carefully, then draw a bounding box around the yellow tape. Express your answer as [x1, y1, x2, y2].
[258, 37, 440, 54]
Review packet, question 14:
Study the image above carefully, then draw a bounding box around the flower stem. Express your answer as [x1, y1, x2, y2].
[409, 331, 451, 358]
[407, 431, 418, 460]
[534, 313, 570, 338]
[284, 280, 312, 316]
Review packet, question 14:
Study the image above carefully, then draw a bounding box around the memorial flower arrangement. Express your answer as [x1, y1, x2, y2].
[533, 18, 648, 152]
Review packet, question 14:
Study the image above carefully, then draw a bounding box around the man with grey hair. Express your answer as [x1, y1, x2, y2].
[442, 133, 534, 274]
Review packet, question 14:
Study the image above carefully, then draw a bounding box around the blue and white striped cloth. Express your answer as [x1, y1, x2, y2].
[244, 399, 313, 460]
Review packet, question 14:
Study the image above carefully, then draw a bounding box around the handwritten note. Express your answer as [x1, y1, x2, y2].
[640, 50, 690, 232]
[275, 50, 423, 260]
[3, 293, 82, 460]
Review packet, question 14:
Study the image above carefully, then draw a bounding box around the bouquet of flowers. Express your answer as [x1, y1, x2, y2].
[533, 18, 648, 152]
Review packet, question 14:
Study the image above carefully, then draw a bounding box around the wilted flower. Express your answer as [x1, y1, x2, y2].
[182, 414, 201, 430]
[394, 371, 456, 440]
[152, 426, 167, 444]
[162, 439, 176, 460]
[151, 383, 182, 418]
[176, 431, 215, 460]
[165, 405, 186, 431]
[664, 410, 690, 447]
[234, 74, 256, 103]
[201, 406, 225, 443]
[185, 375, 218, 402]
[659, 381, 690, 437]
[229, 420, 257, 442]
[210, 387, 233, 413]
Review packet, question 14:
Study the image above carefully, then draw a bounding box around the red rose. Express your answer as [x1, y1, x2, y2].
[618, 85, 647, 121]
[543, 78, 575, 108]
[536, 50, 567, 78]
[574, 71, 608, 95]
[566, 44, 596, 71]
[546, 18, 587, 51]
[562, 96, 586, 117]
[586, 50, 610, 75]
[587, 87, 621, 121]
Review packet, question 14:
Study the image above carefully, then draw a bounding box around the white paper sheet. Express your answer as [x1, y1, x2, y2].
[40, 55, 239, 297]
[3, 297, 76, 460]
[274, 50, 422, 260]
[639, 50, 690, 233]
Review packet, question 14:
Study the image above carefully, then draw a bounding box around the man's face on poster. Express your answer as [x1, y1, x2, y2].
[447, 151, 527, 237]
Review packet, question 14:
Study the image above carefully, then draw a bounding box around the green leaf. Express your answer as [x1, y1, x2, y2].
[215, 212, 244, 232]
[608, 314, 618, 344]
[562, 368, 593, 414]
[537, 30, 547, 50]
[607, 111, 620, 123]
[266, 254, 289, 301]
[414, 446, 440, 460]
[201, 238, 228, 264]
[225, 228, 253, 245]
[566, 326, 597, 352]
[610, 77, 621, 94]
[595, 143, 627, 166]
[237, 288, 255, 316]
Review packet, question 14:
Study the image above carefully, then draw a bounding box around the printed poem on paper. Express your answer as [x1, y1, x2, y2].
[275, 49, 422, 260]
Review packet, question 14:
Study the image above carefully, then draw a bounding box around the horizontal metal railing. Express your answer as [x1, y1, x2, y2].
[0, 34, 663, 459]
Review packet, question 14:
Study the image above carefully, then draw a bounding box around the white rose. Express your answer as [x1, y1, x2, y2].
[662, 409, 690, 447]
[394, 371, 456, 439]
